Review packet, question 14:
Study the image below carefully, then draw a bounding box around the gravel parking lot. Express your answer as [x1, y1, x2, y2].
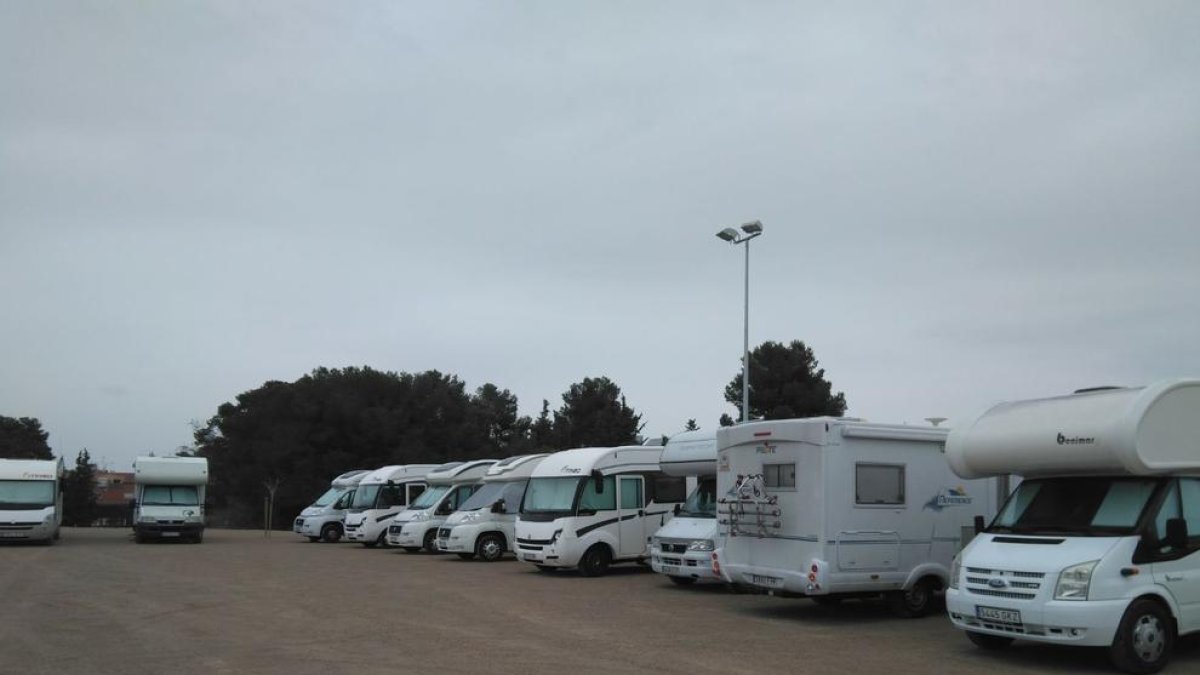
[2, 528, 1198, 675]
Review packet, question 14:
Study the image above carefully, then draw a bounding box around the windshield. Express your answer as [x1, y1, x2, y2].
[142, 485, 199, 506]
[523, 477, 582, 514]
[459, 482, 507, 511]
[410, 485, 448, 510]
[0, 480, 55, 509]
[312, 487, 342, 507]
[351, 484, 380, 510]
[990, 477, 1162, 536]
[679, 477, 717, 518]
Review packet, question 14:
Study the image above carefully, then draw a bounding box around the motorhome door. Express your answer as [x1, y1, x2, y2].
[618, 476, 645, 557]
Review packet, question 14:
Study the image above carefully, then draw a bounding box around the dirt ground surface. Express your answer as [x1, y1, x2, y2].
[2, 528, 1198, 675]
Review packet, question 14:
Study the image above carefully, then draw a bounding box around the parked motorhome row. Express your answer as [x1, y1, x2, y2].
[293, 469, 370, 543]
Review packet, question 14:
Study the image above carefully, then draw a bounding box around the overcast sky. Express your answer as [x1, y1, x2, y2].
[2, 2, 1198, 471]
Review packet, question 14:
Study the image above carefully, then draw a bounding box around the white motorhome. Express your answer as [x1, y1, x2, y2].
[945, 380, 1200, 674]
[438, 454, 548, 561]
[716, 417, 999, 616]
[344, 464, 438, 547]
[649, 430, 720, 585]
[388, 459, 497, 552]
[132, 456, 209, 543]
[294, 469, 370, 543]
[515, 446, 688, 576]
[0, 458, 64, 544]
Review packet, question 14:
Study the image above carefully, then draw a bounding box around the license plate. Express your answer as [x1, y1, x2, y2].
[162, 532, 180, 538]
[0, 532, 25, 538]
[524, 553, 542, 562]
[751, 574, 783, 589]
[977, 606, 1021, 624]
[661, 565, 680, 575]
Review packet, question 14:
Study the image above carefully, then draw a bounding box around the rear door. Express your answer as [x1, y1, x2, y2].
[617, 476, 646, 558]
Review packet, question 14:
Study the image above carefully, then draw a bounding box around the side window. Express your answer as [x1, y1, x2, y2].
[501, 480, 527, 511]
[856, 464, 905, 505]
[454, 485, 480, 509]
[335, 492, 353, 509]
[1180, 479, 1200, 543]
[651, 475, 687, 503]
[407, 483, 425, 505]
[579, 477, 616, 511]
[1154, 482, 1181, 550]
[763, 463, 796, 489]
[620, 478, 644, 510]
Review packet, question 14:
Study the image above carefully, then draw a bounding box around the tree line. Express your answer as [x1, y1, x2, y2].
[2, 340, 845, 528]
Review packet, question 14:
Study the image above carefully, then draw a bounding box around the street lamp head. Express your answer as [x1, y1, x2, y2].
[741, 220, 763, 235]
[716, 228, 739, 242]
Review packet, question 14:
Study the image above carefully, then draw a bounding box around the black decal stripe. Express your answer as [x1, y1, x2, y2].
[375, 512, 400, 523]
[575, 517, 621, 537]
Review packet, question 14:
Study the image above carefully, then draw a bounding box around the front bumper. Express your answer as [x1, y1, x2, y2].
[0, 521, 56, 542]
[946, 587, 1125, 647]
[724, 563, 814, 594]
[134, 522, 204, 539]
[388, 522, 429, 548]
[650, 548, 719, 581]
[294, 516, 336, 538]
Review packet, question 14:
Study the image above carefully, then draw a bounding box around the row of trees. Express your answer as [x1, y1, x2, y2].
[2, 340, 846, 529]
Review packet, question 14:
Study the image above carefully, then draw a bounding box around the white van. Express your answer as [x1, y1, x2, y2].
[294, 469, 370, 543]
[438, 454, 548, 561]
[0, 458, 64, 544]
[344, 464, 438, 547]
[388, 459, 497, 552]
[515, 446, 688, 576]
[649, 430, 720, 585]
[945, 379, 1200, 674]
[716, 417, 999, 616]
[132, 456, 209, 543]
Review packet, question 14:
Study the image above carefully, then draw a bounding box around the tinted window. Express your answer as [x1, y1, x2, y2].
[579, 476, 615, 511]
[1181, 478, 1200, 540]
[764, 463, 796, 489]
[856, 464, 904, 505]
[620, 478, 643, 509]
[652, 475, 687, 503]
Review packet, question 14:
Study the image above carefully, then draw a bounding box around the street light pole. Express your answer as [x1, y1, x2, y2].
[716, 221, 764, 424]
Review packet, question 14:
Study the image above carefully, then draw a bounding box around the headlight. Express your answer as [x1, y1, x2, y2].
[949, 554, 961, 590]
[410, 512, 429, 522]
[550, 529, 563, 544]
[651, 537, 661, 549]
[1055, 560, 1099, 601]
[687, 539, 715, 552]
[43, 512, 55, 523]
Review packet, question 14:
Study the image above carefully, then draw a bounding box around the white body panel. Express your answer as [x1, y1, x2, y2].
[438, 454, 548, 558]
[387, 460, 497, 549]
[515, 446, 687, 571]
[650, 431, 720, 583]
[293, 469, 370, 540]
[946, 379, 1200, 662]
[343, 464, 439, 546]
[132, 456, 209, 541]
[716, 418, 998, 597]
[0, 458, 64, 543]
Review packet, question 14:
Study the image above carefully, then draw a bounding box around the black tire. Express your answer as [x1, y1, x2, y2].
[475, 533, 506, 562]
[536, 565, 557, 574]
[422, 530, 438, 554]
[1110, 598, 1174, 674]
[966, 631, 1015, 651]
[320, 524, 342, 543]
[578, 544, 612, 577]
[668, 575, 696, 586]
[307, 536, 321, 543]
[887, 578, 937, 618]
[812, 596, 843, 607]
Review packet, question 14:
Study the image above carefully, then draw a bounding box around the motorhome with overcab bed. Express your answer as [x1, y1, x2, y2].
[649, 430, 721, 585]
[516, 445, 688, 576]
[132, 456, 209, 543]
[945, 379, 1200, 674]
[343, 464, 438, 547]
[437, 454, 549, 561]
[0, 457, 64, 544]
[715, 417, 999, 616]
[388, 459, 497, 552]
[293, 469, 370, 543]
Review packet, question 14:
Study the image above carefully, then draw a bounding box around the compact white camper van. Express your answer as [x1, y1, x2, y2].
[945, 380, 1200, 674]
[344, 465, 438, 547]
[388, 459, 497, 552]
[132, 456, 209, 543]
[649, 430, 720, 585]
[716, 418, 999, 616]
[515, 446, 688, 576]
[0, 458, 64, 544]
[294, 469, 370, 543]
[438, 454, 548, 561]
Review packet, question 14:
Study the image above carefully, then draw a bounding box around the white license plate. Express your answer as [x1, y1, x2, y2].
[524, 553, 542, 562]
[0, 532, 25, 538]
[751, 574, 783, 589]
[661, 565, 680, 575]
[977, 606, 1021, 624]
[162, 532, 180, 538]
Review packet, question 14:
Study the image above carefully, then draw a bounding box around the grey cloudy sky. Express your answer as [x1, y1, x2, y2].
[2, 2, 1198, 471]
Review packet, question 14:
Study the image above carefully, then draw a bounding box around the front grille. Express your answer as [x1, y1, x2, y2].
[438, 528, 452, 538]
[967, 567, 1045, 579]
[0, 524, 36, 531]
[661, 543, 687, 554]
[517, 537, 553, 545]
[660, 556, 683, 566]
[968, 588, 1038, 600]
[388, 525, 403, 535]
[518, 543, 544, 551]
[345, 523, 359, 531]
[294, 518, 304, 527]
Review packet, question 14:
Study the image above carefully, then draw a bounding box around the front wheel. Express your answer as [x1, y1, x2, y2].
[320, 524, 342, 543]
[476, 533, 505, 562]
[1110, 598, 1174, 674]
[578, 544, 612, 577]
[966, 631, 1014, 650]
[422, 530, 438, 554]
[887, 578, 937, 618]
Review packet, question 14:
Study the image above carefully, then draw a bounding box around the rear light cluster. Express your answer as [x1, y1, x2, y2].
[807, 562, 822, 591]
[711, 552, 721, 575]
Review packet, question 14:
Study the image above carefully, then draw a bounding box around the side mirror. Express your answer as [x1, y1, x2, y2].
[491, 499, 506, 514]
[1166, 518, 1189, 549]
[673, 503, 681, 516]
[591, 470, 605, 493]
[973, 515, 986, 535]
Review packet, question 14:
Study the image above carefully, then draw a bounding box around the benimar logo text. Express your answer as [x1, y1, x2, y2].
[923, 486, 973, 511]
